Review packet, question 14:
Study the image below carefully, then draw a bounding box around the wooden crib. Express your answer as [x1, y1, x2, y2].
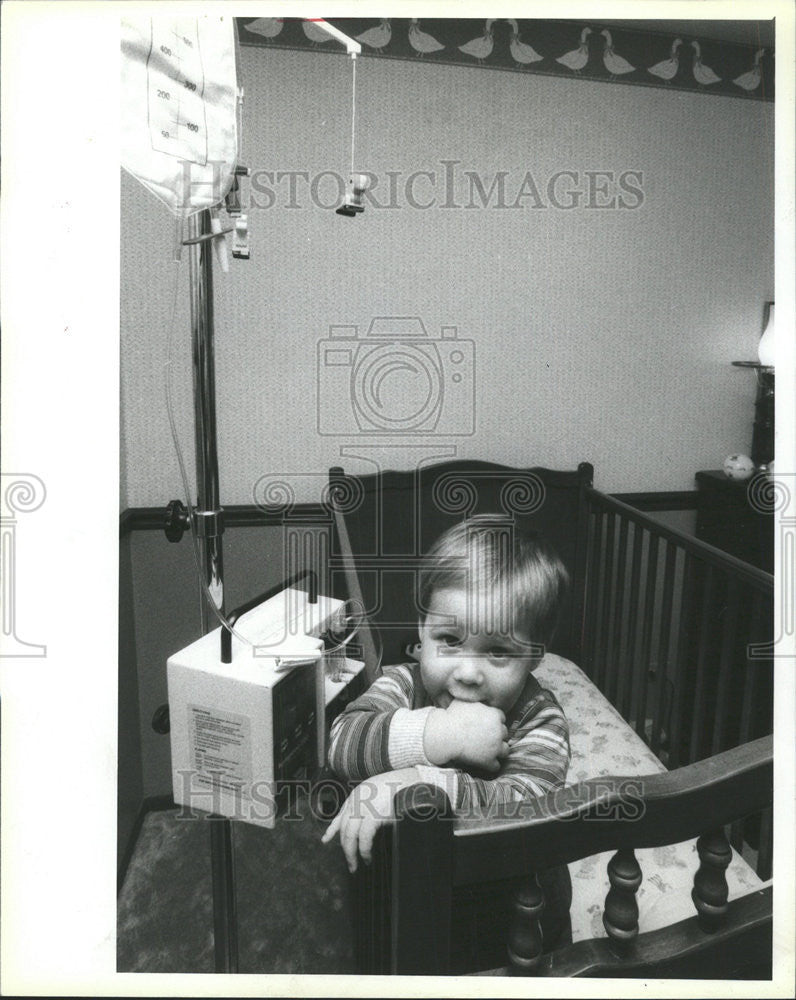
[325, 460, 775, 979]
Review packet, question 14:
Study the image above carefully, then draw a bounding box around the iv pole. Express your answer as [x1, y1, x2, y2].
[187, 208, 238, 973]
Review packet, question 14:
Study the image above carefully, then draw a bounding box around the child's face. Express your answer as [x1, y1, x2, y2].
[418, 586, 535, 714]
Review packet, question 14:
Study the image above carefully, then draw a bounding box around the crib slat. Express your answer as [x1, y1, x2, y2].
[692, 829, 731, 932]
[689, 565, 717, 763]
[603, 848, 642, 954]
[667, 552, 699, 769]
[732, 608, 753, 869]
[583, 511, 602, 677]
[609, 516, 630, 708]
[728, 819, 744, 853]
[757, 806, 773, 880]
[619, 524, 644, 724]
[596, 513, 617, 694]
[711, 577, 740, 757]
[589, 512, 605, 686]
[754, 591, 774, 738]
[738, 590, 764, 748]
[635, 533, 659, 745]
[597, 514, 616, 691]
[506, 875, 545, 975]
[651, 542, 677, 760]
[733, 591, 769, 869]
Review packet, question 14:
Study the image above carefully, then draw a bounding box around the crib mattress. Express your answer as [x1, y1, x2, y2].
[533, 655, 766, 943]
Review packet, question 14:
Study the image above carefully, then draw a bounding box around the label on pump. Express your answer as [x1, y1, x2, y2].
[188, 704, 252, 796]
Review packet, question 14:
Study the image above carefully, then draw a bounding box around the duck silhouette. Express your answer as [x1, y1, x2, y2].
[408, 19, 444, 55]
[302, 20, 333, 46]
[733, 48, 765, 92]
[356, 19, 391, 50]
[556, 27, 591, 73]
[507, 19, 543, 64]
[459, 20, 494, 62]
[600, 29, 635, 77]
[691, 41, 721, 85]
[245, 18, 283, 41]
[647, 38, 682, 81]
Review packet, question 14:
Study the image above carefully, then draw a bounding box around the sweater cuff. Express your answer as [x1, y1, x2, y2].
[388, 707, 435, 768]
[414, 765, 459, 809]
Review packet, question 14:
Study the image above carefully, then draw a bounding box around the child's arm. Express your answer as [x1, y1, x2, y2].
[375, 695, 569, 828]
[328, 664, 511, 782]
[328, 664, 439, 781]
[323, 691, 569, 871]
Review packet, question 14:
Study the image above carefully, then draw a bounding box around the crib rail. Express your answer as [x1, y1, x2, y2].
[581, 489, 774, 877]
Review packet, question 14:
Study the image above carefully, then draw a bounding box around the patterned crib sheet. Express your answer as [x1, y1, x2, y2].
[533, 654, 765, 943]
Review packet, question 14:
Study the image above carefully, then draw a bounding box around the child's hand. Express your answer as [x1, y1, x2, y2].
[425, 700, 509, 772]
[320, 767, 420, 873]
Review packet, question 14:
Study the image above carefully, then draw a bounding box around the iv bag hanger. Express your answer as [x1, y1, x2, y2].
[305, 18, 362, 57]
[317, 20, 369, 218]
[297, 20, 370, 217]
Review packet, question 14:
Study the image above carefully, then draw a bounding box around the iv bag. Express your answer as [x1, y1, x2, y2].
[121, 16, 239, 217]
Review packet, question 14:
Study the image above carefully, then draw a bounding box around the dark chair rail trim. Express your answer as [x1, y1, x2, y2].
[119, 488, 698, 538]
[119, 503, 326, 537]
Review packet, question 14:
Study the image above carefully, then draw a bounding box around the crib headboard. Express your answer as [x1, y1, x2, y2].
[328, 461, 593, 667]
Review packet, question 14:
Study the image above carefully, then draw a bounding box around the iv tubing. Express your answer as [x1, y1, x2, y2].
[350, 55, 357, 175]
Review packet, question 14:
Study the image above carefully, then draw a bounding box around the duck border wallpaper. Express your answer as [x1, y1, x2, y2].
[238, 17, 774, 102]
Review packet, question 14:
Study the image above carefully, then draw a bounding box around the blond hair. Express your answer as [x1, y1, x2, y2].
[418, 514, 569, 649]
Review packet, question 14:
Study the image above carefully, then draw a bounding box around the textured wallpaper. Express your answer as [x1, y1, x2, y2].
[120, 44, 774, 509]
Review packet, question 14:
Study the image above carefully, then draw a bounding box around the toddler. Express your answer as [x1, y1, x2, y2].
[322, 513, 571, 876]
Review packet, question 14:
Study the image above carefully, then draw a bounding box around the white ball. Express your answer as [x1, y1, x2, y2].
[723, 454, 755, 480]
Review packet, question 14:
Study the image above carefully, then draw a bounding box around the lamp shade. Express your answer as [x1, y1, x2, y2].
[758, 303, 775, 367]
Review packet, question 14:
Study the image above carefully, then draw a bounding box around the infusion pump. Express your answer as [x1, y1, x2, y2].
[167, 587, 364, 829]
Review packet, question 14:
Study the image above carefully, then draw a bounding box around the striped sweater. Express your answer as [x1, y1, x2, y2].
[327, 662, 570, 816]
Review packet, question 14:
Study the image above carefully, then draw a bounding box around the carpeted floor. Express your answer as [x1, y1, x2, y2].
[117, 792, 357, 974]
